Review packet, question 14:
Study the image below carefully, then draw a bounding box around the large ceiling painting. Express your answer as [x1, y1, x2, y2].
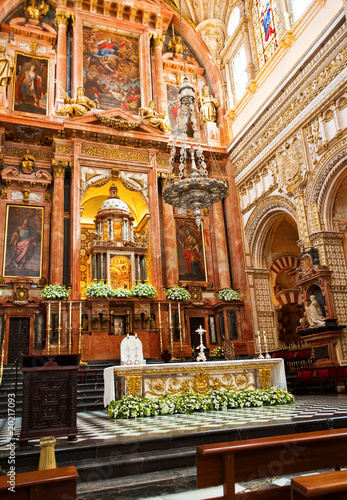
[83, 25, 141, 113]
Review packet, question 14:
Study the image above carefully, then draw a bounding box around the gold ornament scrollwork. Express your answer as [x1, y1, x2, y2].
[258, 368, 271, 389]
[126, 375, 142, 397]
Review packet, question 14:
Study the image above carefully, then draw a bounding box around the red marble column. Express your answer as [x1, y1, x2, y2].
[70, 141, 82, 300]
[50, 161, 66, 284]
[55, 10, 70, 99]
[72, 17, 83, 94]
[162, 192, 178, 288]
[212, 200, 231, 290]
[148, 158, 163, 297]
[224, 159, 253, 338]
[152, 35, 167, 115]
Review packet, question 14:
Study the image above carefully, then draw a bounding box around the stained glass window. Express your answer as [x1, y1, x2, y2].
[292, 0, 313, 21]
[252, 0, 281, 70]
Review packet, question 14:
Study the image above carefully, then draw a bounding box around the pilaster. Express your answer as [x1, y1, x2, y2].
[151, 34, 166, 115]
[50, 160, 67, 284]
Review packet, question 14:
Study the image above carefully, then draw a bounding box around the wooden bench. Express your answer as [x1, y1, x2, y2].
[0, 465, 78, 500]
[196, 428, 347, 500]
[291, 470, 347, 499]
[77, 369, 98, 386]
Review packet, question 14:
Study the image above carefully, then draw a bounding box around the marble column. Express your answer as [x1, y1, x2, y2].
[162, 189, 178, 288]
[50, 160, 67, 284]
[55, 10, 71, 100]
[148, 158, 163, 296]
[212, 200, 231, 290]
[70, 141, 82, 300]
[151, 34, 166, 114]
[72, 17, 83, 94]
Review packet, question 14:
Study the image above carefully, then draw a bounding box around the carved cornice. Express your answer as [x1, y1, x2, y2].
[81, 145, 149, 163]
[232, 23, 347, 178]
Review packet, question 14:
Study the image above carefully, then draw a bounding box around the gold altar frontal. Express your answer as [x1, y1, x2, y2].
[113, 359, 286, 398]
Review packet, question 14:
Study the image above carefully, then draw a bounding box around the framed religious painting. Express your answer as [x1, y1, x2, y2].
[3, 205, 44, 278]
[13, 53, 49, 115]
[175, 218, 207, 282]
[83, 25, 141, 113]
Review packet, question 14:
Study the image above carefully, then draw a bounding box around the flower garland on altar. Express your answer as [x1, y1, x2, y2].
[41, 284, 69, 300]
[218, 288, 241, 302]
[107, 387, 294, 419]
[131, 283, 157, 298]
[112, 288, 132, 298]
[165, 286, 191, 301]
[85, 281, 114, 298]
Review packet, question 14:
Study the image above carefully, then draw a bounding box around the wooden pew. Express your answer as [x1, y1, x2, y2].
[196, 428, 347, 500]
[291, 470, 347, 499]
[0, 466, 78, 500]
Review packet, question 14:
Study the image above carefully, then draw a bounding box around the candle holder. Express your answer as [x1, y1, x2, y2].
[258, 336, 264, 360]
[126, 345, 132, 365]
[134, 344, 139, 365]
[264, 339, 271, 359]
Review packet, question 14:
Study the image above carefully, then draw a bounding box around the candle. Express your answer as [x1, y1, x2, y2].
[169, 302, 172, 327]
[263, 330, 267, 343]
[178, 302, 181, 326]
[79, 301, 82, 328]
[158, 302, 161, 328]
[58, 300, 61, 327]
[135, 333, 138, 346]
[48, 301, 51, 329]
[69, 301, 72, 328]
[127, 333, 129, 347]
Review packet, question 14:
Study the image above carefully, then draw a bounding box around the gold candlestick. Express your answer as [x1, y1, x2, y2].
[169, 302, 174, 356]
[178, 302, 183, 359]
[158, 302, 163, 353]
[78, 302, 82, 355]
[47, 301, 51, 355]
[68, 301, 72, 354]
[57, 300, 62, 354]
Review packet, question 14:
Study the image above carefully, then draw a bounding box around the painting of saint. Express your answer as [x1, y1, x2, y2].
[83, 26, 141, 113]
[175, 219, 206, 282]
[13, 54, 48, 115]
[3, 206, 43, 278]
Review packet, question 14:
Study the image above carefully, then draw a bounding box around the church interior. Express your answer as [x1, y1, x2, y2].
[1, 0, 347, 498]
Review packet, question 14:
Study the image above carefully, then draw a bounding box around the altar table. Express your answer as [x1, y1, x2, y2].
[103, 359, 286, 406]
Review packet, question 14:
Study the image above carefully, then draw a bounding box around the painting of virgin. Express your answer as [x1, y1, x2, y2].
[175, 219, 206, 282]
[13, 53, 48, 115]
[83, 26, 141, 113]
[3, 205, 43, 278]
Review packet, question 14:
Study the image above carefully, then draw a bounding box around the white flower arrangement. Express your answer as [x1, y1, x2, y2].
[41, 284, 69, 300]
[131, 283, 157, 298]
[107, 387, 294, 419]
[112, 288, 132, 298]
[165, 287, 191, 301]
[85, 281, 114, 298]
[218, 288, 241, 302]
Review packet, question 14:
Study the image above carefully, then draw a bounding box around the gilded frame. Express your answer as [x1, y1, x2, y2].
[175, 218, 207, 283]
[13, 52, 49, 115]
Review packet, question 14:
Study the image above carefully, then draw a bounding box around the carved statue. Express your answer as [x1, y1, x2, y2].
[21, 150, 36, 172]
[167, 35, 183, 56]
[197, 86, 219, 125]
[58, 86, 99, 117]
[139, 101, 172, 133]
[0, 44, 14, 89]
[306, 295, 325, 327]
[24, 0, 49, 21]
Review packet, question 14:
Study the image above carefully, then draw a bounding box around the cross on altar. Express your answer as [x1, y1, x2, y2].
[196, 325, 207, 362]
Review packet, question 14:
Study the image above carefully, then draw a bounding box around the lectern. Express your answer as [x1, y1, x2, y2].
[20, 354, 80, 443]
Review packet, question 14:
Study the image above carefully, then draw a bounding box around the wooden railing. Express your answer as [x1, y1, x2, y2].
[196, 428, 347, 500]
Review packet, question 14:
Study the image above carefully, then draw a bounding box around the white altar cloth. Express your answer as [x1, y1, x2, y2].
[103, 359, 286, 407]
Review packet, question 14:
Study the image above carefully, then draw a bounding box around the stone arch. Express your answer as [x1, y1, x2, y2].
[245, 196, 297, 268]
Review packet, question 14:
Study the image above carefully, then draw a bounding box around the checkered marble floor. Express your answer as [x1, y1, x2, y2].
[1, 394, 347, 447]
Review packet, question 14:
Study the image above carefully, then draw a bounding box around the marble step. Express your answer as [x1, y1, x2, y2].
[77, 466, 197, 500]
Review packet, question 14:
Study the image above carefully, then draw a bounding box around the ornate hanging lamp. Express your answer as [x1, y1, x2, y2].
[162, 0, 228, 228]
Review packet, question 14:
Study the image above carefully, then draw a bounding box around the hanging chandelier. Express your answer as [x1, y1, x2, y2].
[162, 2, 228, 228]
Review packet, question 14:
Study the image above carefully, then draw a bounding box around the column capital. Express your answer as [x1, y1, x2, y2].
[151, 34, 165, 48]
[55, 10, 74, 27]
[52, 159, 68, 178]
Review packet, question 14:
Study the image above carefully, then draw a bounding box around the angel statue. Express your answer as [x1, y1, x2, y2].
[58, 87, 99, 118]
[168, 35, 183, 56]
[24, 0, 49, 21]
